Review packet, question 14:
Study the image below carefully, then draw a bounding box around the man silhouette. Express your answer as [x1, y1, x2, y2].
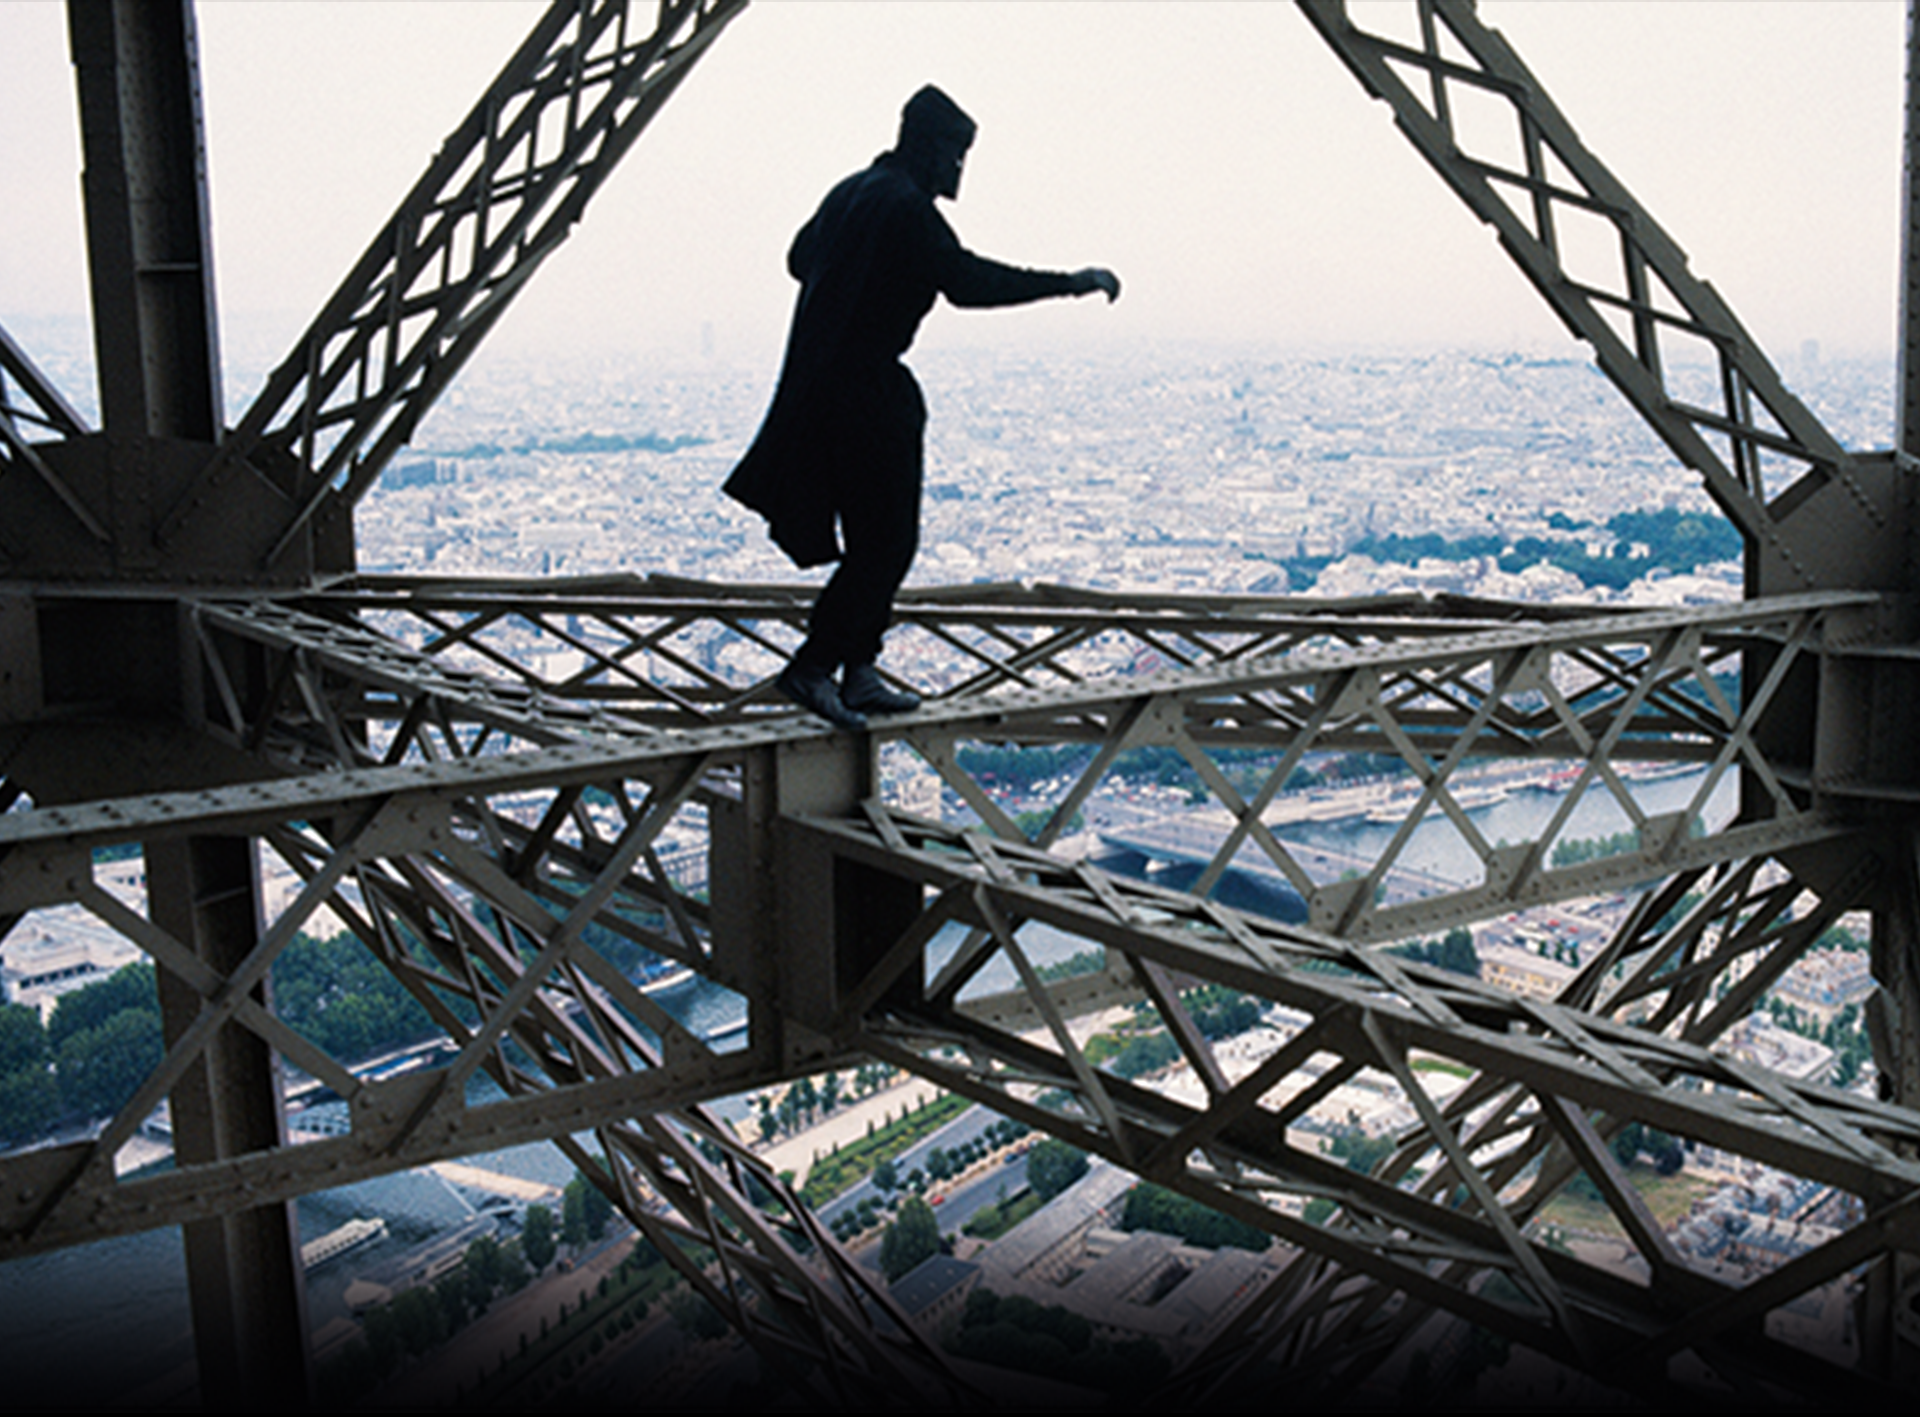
[725, 85, 1120, 730]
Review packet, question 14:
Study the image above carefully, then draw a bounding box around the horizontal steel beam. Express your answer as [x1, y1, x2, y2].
[802, 808, 1910, 1399]
[0, 580, 1903, 1400]
[130, 586, 1898, 943]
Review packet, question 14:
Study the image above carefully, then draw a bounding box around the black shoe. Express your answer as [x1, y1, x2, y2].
[842, 663, 921, 715]
[777, 662, 868, 731]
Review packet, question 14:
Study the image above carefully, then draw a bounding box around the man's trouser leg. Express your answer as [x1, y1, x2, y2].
[797, 378, 925, 670]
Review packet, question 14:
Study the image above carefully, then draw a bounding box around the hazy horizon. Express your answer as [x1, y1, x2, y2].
[3, 2, 1905, 384]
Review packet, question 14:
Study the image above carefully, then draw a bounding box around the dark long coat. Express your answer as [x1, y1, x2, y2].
[724, 152, 1078, 568]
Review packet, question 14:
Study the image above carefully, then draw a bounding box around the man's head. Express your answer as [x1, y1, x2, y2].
[897, 84, 974, 199]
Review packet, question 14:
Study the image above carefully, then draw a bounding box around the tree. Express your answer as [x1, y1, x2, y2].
[56, 1007, 162, 1118]
[872, 1157, 899, 1192]
[1120, 1183, 1269, 1252]
[561, 1177, 588, 1248]
[1026, 1138, 1089, 1202]
[497, 1239, 531, 1291]
[269, 932, 436, 1062]
[574, 1172, 613, 1240]
[466, 1233, 501, 1287]
[789, 1076, 818, 1126]
[1610, 1122, 1645, 1168]
[0, 1065, 59, 1142]
[390, 1286, 444, 1356]
[465, 1234, 501, 1308]
[1187, 986, 1263, 1041]
[0, 1004, 46, 1075]
[46, 963, 158, 1053]
[435, 1269, 470, 1331]
[879, 1196, 942, 1281]
[1329, 1125, 1395, 1175]
[522, 1204, 557, 1271]
[1438, 927, 1479, 978]
[1612, 1121, 1685, 1176]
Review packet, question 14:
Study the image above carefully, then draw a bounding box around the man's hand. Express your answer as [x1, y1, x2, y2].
[1071, 267, 1122, 303]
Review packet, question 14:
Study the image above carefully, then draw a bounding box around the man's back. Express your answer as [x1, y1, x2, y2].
[786, 158, 947, 371]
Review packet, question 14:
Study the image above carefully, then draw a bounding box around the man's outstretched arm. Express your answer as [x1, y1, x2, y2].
[935, 220, 1120, 309]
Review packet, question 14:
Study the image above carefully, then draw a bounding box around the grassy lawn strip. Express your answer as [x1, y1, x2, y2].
[1534, 1171, 1717, 1239]
[475, 1243, 683, 1404]
[799, 1093, 968, 1208]
[961, 1188, 1043, 1241]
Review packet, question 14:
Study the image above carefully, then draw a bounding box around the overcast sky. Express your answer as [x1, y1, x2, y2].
[1, 1, 1906, 378]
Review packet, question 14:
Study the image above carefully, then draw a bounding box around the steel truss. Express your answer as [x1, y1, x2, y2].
[1298, 0, 1904, 597]
[5, 0, 1920, 1404]
[3, 580, 1912, 1398]
[0, 727, 970, 1403]
[198, 574, 1588, 736]
[164, 0, 750, 573]
[191, 579, 1867, 939]
[824, 810, 1909, 1401]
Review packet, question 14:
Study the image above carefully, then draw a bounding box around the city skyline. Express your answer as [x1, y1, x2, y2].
[0, 6, 1909, 1404]
[2, 2, 1906, 380]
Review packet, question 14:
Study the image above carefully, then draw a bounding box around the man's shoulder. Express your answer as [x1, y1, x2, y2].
[825, 158, 928, 217]
[790, 156, 949, 285]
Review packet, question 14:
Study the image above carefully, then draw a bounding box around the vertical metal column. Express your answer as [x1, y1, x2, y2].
[68, 0, 223, 576]
[68, 0, 222, 446]
[1901, 1, 1920, 467]
[711, 733, 888, 1065]
[146, 838, 310, 1409]
[1881, 0, 1920, 1117]
[66, 2, 310, 1403]
[1860, 0, 1920, 1383]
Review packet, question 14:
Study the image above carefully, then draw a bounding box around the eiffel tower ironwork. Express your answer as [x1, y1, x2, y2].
[3, 0, 1919, 1405]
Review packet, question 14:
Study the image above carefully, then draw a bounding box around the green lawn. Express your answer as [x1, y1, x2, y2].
[798, 1093, 969, 1207]
[1533, 1169, 1716, 1237]
[961, 1188, 1043, 1241]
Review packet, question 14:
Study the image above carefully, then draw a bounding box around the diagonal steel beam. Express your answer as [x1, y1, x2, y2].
[821, 810, 1908, 1400]
[1297, 0, 1896, 594]
[0, 324, 88, 441]
[0, 582, 1902, 1400]
[0, 324, 107, 542]
[155, 0, 747, 567]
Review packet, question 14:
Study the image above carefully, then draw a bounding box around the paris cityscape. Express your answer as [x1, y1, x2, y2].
[358, 338, 1890, 600]
[0, 332, 1896, 1404]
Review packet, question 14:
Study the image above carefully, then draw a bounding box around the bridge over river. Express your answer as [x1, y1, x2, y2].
[1097, 808, 1470, 921]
